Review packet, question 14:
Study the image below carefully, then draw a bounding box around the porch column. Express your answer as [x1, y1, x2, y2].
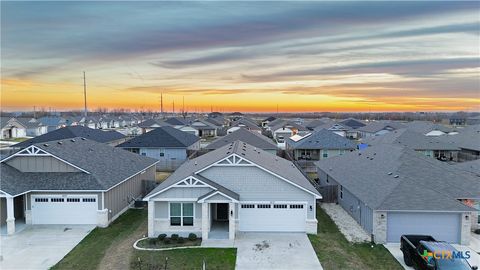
[6, 196, 15, 235]
[147, 201, 154, 237]
[202, 202, 209, 240]
[229, 202, 235, 240]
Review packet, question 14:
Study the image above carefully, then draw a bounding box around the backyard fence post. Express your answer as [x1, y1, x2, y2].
[203, 258, 206, 270]
[164, 257, 168, 270]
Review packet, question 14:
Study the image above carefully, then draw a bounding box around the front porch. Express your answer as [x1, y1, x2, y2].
[201, 201, 236, 240]
[0, 194, 27, 235]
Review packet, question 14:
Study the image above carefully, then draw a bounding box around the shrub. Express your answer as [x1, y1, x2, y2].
[474, 228, 480, 235]
[163, 238, 171, 244]
[148, 238, 157, 246]
[188, 233, 197, 241]
[177, 237, 185, 244]
[157, 234, 167, 241]
[171, 234, 179, 241]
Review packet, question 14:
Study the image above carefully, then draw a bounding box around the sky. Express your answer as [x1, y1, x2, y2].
[1, 1, 479, 113]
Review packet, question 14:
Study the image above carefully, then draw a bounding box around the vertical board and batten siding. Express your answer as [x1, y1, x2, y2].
[6, 156, 80, 172]
[200, 166, 316, 219]
[338, 185, 373, 234]
[104, 166, 156, 220]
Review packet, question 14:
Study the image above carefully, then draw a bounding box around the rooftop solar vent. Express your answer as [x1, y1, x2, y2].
[58, 141, 63, 145]
[43, 144, 49, 147]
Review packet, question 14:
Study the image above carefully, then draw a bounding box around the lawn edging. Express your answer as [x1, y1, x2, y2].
[134, 237, 209, 251]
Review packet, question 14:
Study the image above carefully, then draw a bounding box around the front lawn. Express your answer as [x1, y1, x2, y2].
[51, 209, 147, 270]
[131, 248, 237, 270]
[137, 236, 201, 249]
[308, 205, 403, 270]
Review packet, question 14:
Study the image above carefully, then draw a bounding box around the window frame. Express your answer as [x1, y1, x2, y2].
[169, 202, 195, 227]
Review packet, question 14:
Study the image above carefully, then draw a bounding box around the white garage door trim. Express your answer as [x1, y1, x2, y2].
[239, 201, 307, 232]
[31, 194, 98, 225]
[386, 212, 461, 243]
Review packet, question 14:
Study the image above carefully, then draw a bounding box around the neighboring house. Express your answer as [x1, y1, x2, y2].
[38, 116, 67, 132]
[404, 121, 457, 136]
[466, 115, 480, 126]
[316, 144, 478, 245]
[14, 126, 126, 148]
[437, 125, 480, 161]
[452, 159, 480, 229]
[137, 119, 169, 134]
[65, 116, 85, 126]
[339, 118, 366, 130]
[205, 128, 277, 155]
[0, 138, 157, 235]
[450, 112, 467, 126]
[228, 112, 244, 121]
[357, 121, 405, 138]
[0, 117, 28, 139]
[143, 141, 321, 240]
[361, 129, 460, 161]
[261, 116, 277, 128]
[189, 119, 218, 138]
[270, 121, 308, 147]
[228, 118, 261, 134]
[16, 118, 48, 137]
[117, 126, 200, 171]
[286, 129, 356, 172]
[314, 122, 350, 137]
[305, 119, 327, 131]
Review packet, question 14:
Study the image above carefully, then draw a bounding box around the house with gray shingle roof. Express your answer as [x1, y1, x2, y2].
[437, 125, 480, 162]
[205, 128, 277, 155]
[143, 140, 321, 240]
[357, 120, 405, 138]
[117, 126, 200, 171]
[16, 118, 48, 137]
[404, 120, 457, 136]
[0, 117, 27, 140]
[315, 144, 478, 245]
[0, 138, 157, 235]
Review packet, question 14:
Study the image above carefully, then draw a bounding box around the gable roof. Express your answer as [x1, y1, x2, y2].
[404, 121, 454, 134]
[206, 128, 276, 151]
[286, 129, 356, 150]
[137, 119, 170, 128]
[16, 118, 45, 129]
[145, 140, 320, 200]
[38, 116, 66, 126]
[230, 118, 261, 130]
[164, 117, 191, 126]
[436, 126, 480, 151]
[361, 129, 459, 151]
[451, 159, 480, 176]
[1, 138, 158, 196]
[14, 126, 125, 148]
[357, 121, 405, 133]
[118, 126, 199, 148]
[271, 121, 307, 132]
[316, 144, 478, 212]
[1, 117, 27, 129]
[339, 118, 366, 129]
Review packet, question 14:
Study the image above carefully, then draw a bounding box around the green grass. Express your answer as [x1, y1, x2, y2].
[51, 209, 147, 270]
[3, 137, 29, 142]
[308, 205, 403, 270]
[131, 248, 237, 270]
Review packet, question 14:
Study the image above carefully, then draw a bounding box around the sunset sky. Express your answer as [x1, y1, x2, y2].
[1, 1, 479, 113]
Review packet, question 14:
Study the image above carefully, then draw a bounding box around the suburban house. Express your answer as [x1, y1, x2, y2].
[261, 116, 277, 128]
[38, 116, 67, 132]
[137, 119, 169, 134]
[227, 118, 261, 134]
[189, 119, 218, 138]
[305, 118, 335, 131]
[437, 125, 480, 161]
[117, 126, 200, 171]
[0, 117, 27, 140]
[205, 128, 277, 155]
[449, 112, 467, 126]
[316, 144, 478, 245]
[14, 126, 126, 148]
[404, 121, 457, 136]
[286, 129, 356, 172]
[466, 115, 480, 126]
[0, 138, 157, 235]
[314, 122, 351, 138]
[361, 129, 460, 161]
[357, 121, 406, 138]
[269, 121, 308, 147]
[143, 141, 321, 240]
[453, 159, 480, 228]
[16, 118, 48, 137]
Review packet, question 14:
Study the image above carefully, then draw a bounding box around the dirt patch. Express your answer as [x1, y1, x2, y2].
[97, 219, 147, 270]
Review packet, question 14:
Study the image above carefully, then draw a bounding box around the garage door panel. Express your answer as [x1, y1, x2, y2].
[32, 195, 98, 225]
[387, 212, 461, 243]
[239, 203, 306, 232]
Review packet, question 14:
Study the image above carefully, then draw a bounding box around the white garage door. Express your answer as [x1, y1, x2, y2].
[387, 212, 461, 243]
[31, 195, 98, 225]
[239, 203, 306, 232]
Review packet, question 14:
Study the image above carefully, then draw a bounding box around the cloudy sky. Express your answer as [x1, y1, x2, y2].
[1, 1, 479, 112]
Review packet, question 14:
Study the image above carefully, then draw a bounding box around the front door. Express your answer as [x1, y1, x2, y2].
[216, 203, 228, 221]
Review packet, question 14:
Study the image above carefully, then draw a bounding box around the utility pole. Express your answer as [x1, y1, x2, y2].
[83, 71, 88, 123]
[33, 106, 36, 119]
[160, 92, 164, 118]
[172, 100, 175, 114]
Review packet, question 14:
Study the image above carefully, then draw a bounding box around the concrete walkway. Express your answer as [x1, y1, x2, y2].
[321, 203, 370, 243]
[235, 232, 322, 270]
[0, 225, 94, 270]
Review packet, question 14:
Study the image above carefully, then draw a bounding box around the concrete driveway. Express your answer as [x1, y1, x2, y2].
[0, 225, 94, 270]
[384, 243, 480, 270]
[235, 232, 323, 270]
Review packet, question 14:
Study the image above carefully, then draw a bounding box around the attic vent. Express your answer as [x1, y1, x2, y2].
[58, 141, 63, 145]
[394, 175, 399, 178]
[241, 153, 245, 156]
[226, 151, 230, 154]
[194, 161, 197, 166]
[387, 172, 393, 175]
[43, 143, 49, 147]
[70, 139, 76, 142]
[81, 137, 86, 140]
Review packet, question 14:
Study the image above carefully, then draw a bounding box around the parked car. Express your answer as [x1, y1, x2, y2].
[401, 235, 477, 270]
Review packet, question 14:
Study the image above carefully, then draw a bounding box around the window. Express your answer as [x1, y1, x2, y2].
[141, 153, 146, 156]
[289, 204, 304, 209]
[51, 198, 64, 202]
[170, 203, 194, 226]
[274, 204, 287, 209]
[257, 204, 271, 209]
[340, 185, 343, 199]
[323, 150, 328, 158]
[35, 198, 48, 202]
[159, 149, 165, 157]
[83, 198, 96, 203]
[67, 198, 80, 202]
[241, 204, 255, 209]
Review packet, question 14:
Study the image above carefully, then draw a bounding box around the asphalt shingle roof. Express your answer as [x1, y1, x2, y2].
[117, 126, 199, 148]
[286, 129, 356, 150]
[1, 138, 158, 196]
[206, 128, 276, 151]
[436, 126, 480, 151]
[316, 144, 478, 212]
[357, 121, 405, 133]
[15, 126, 125, 148]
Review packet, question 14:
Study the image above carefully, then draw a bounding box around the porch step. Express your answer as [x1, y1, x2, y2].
[201, 239, 234, 248]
